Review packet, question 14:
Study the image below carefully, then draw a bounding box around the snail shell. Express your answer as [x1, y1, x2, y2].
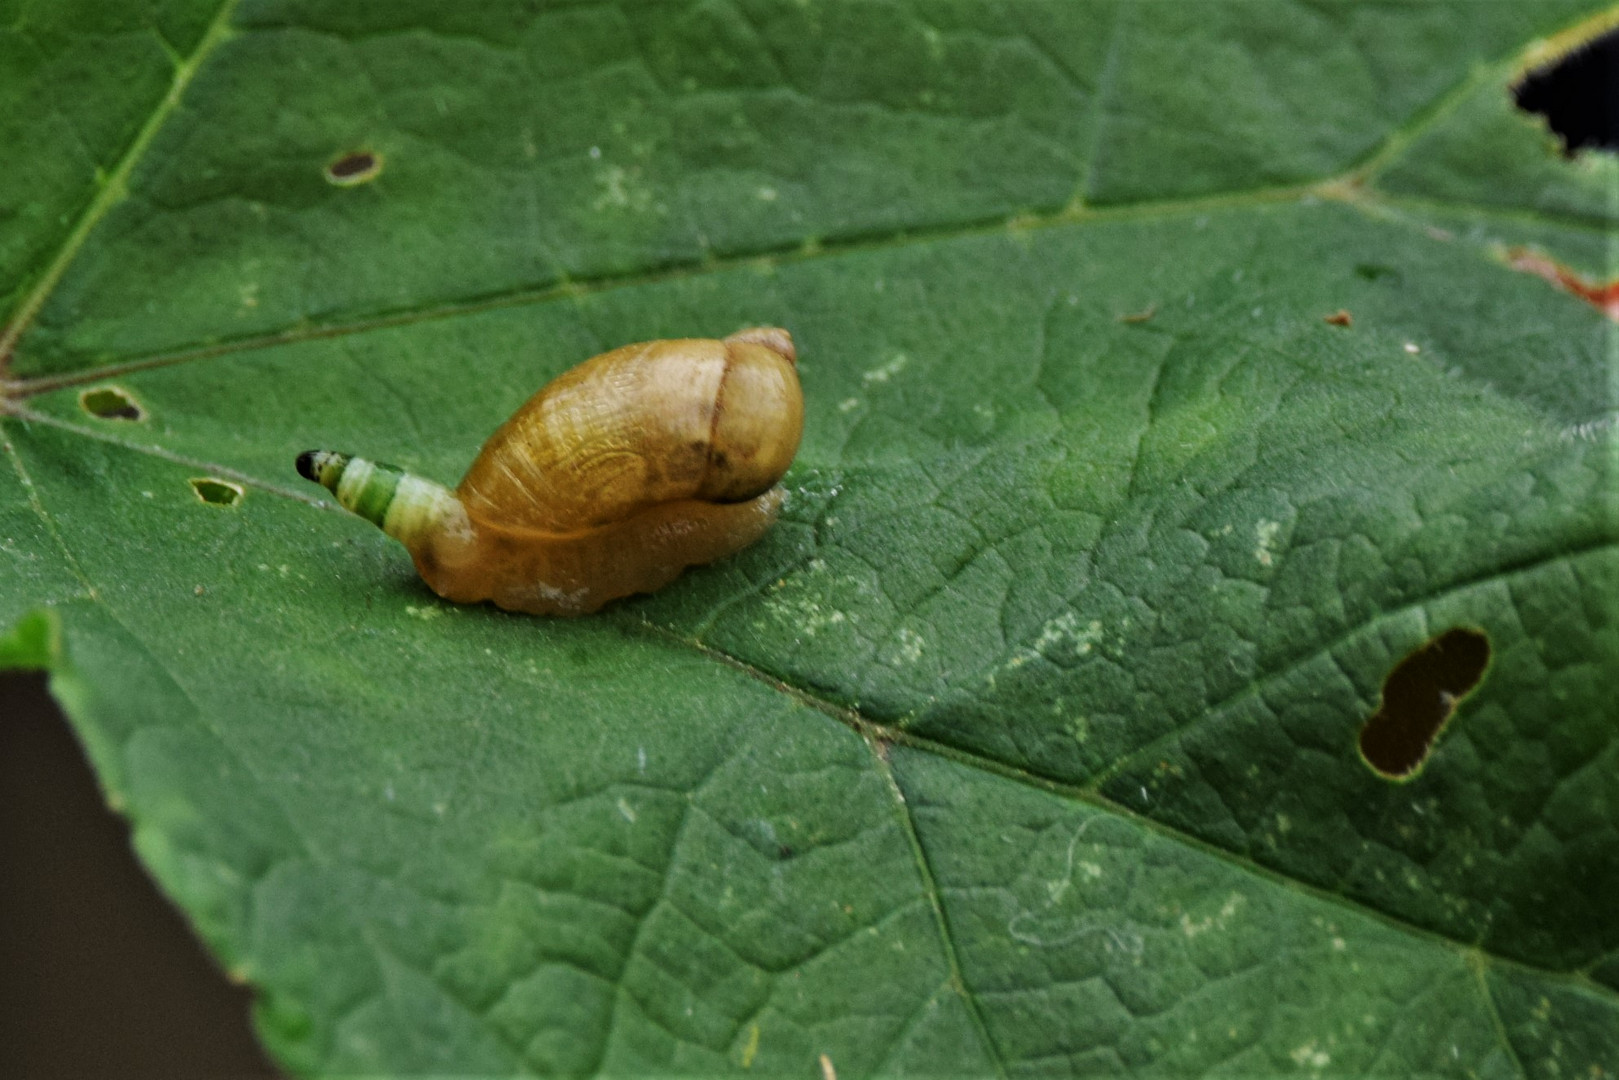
[297, 327, 803, 615]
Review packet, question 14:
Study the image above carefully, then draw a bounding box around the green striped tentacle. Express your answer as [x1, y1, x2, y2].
[295, 450, 462, 547]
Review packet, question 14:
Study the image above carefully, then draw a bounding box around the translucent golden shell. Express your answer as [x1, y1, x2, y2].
[409, 326, 803, 615]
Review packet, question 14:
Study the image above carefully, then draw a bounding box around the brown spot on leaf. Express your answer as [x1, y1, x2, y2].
[1324, 309, 1353, 327]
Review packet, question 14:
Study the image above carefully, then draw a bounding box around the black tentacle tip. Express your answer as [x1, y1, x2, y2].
[295, 450, 319, 482]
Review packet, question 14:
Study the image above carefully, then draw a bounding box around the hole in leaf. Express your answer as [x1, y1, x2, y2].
[1514, 27, 1619, 155]
[325, 150, 383, 186]
[1358, 628, 1490, 779]
[190, 478, 244, 507]
[78, 386, 144, 421]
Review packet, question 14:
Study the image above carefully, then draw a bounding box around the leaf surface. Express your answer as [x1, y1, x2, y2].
[3, 2, 1617, 1077]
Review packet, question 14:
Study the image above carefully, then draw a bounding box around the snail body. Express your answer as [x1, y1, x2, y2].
[298, 327, 802, 615]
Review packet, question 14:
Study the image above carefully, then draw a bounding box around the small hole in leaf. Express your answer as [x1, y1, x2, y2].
[325, 150, 383, 186]
[79, 386, 144, 421]
[190, 478, 244, 507]
[1514, 28, 1619, 155]
[1358, 628, 1490, 779]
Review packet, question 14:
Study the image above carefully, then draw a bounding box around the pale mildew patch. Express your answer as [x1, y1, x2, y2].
[764, 560, 852, 638]
[1255, 519, 1282, 567]
[862, 352, 909, 386]
[1007, 819, 1142, 952]
[617, 797, 637, 823]
[1289, 1040, 1331, 1070]
[891, 627, 925, 664]
[1560, 412, 1617, 442]
[1065, 713, 1092, 743]
[1036, 611, 1103, 657]
[1179, 892, 1243, 938]
[593, 164, 659, 213]
[404, 604, 444, 620]
[1005, 612, 1106, 671]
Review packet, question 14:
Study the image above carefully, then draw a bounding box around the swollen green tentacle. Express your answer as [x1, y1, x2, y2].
[295, 450, 464, 547]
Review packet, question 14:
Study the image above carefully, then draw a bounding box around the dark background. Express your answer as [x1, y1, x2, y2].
[0, 672, 280, 1079]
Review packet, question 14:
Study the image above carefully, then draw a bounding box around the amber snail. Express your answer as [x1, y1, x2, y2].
[296, 327, 803, 615]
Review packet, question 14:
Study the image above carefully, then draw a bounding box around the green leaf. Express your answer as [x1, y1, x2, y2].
[4, 2, 1616, 1076]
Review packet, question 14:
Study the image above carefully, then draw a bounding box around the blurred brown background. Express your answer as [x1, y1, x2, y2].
[0, 672, 281, 1079]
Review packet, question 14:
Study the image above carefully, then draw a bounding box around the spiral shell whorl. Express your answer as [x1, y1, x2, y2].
[456, 329, 801, 534]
